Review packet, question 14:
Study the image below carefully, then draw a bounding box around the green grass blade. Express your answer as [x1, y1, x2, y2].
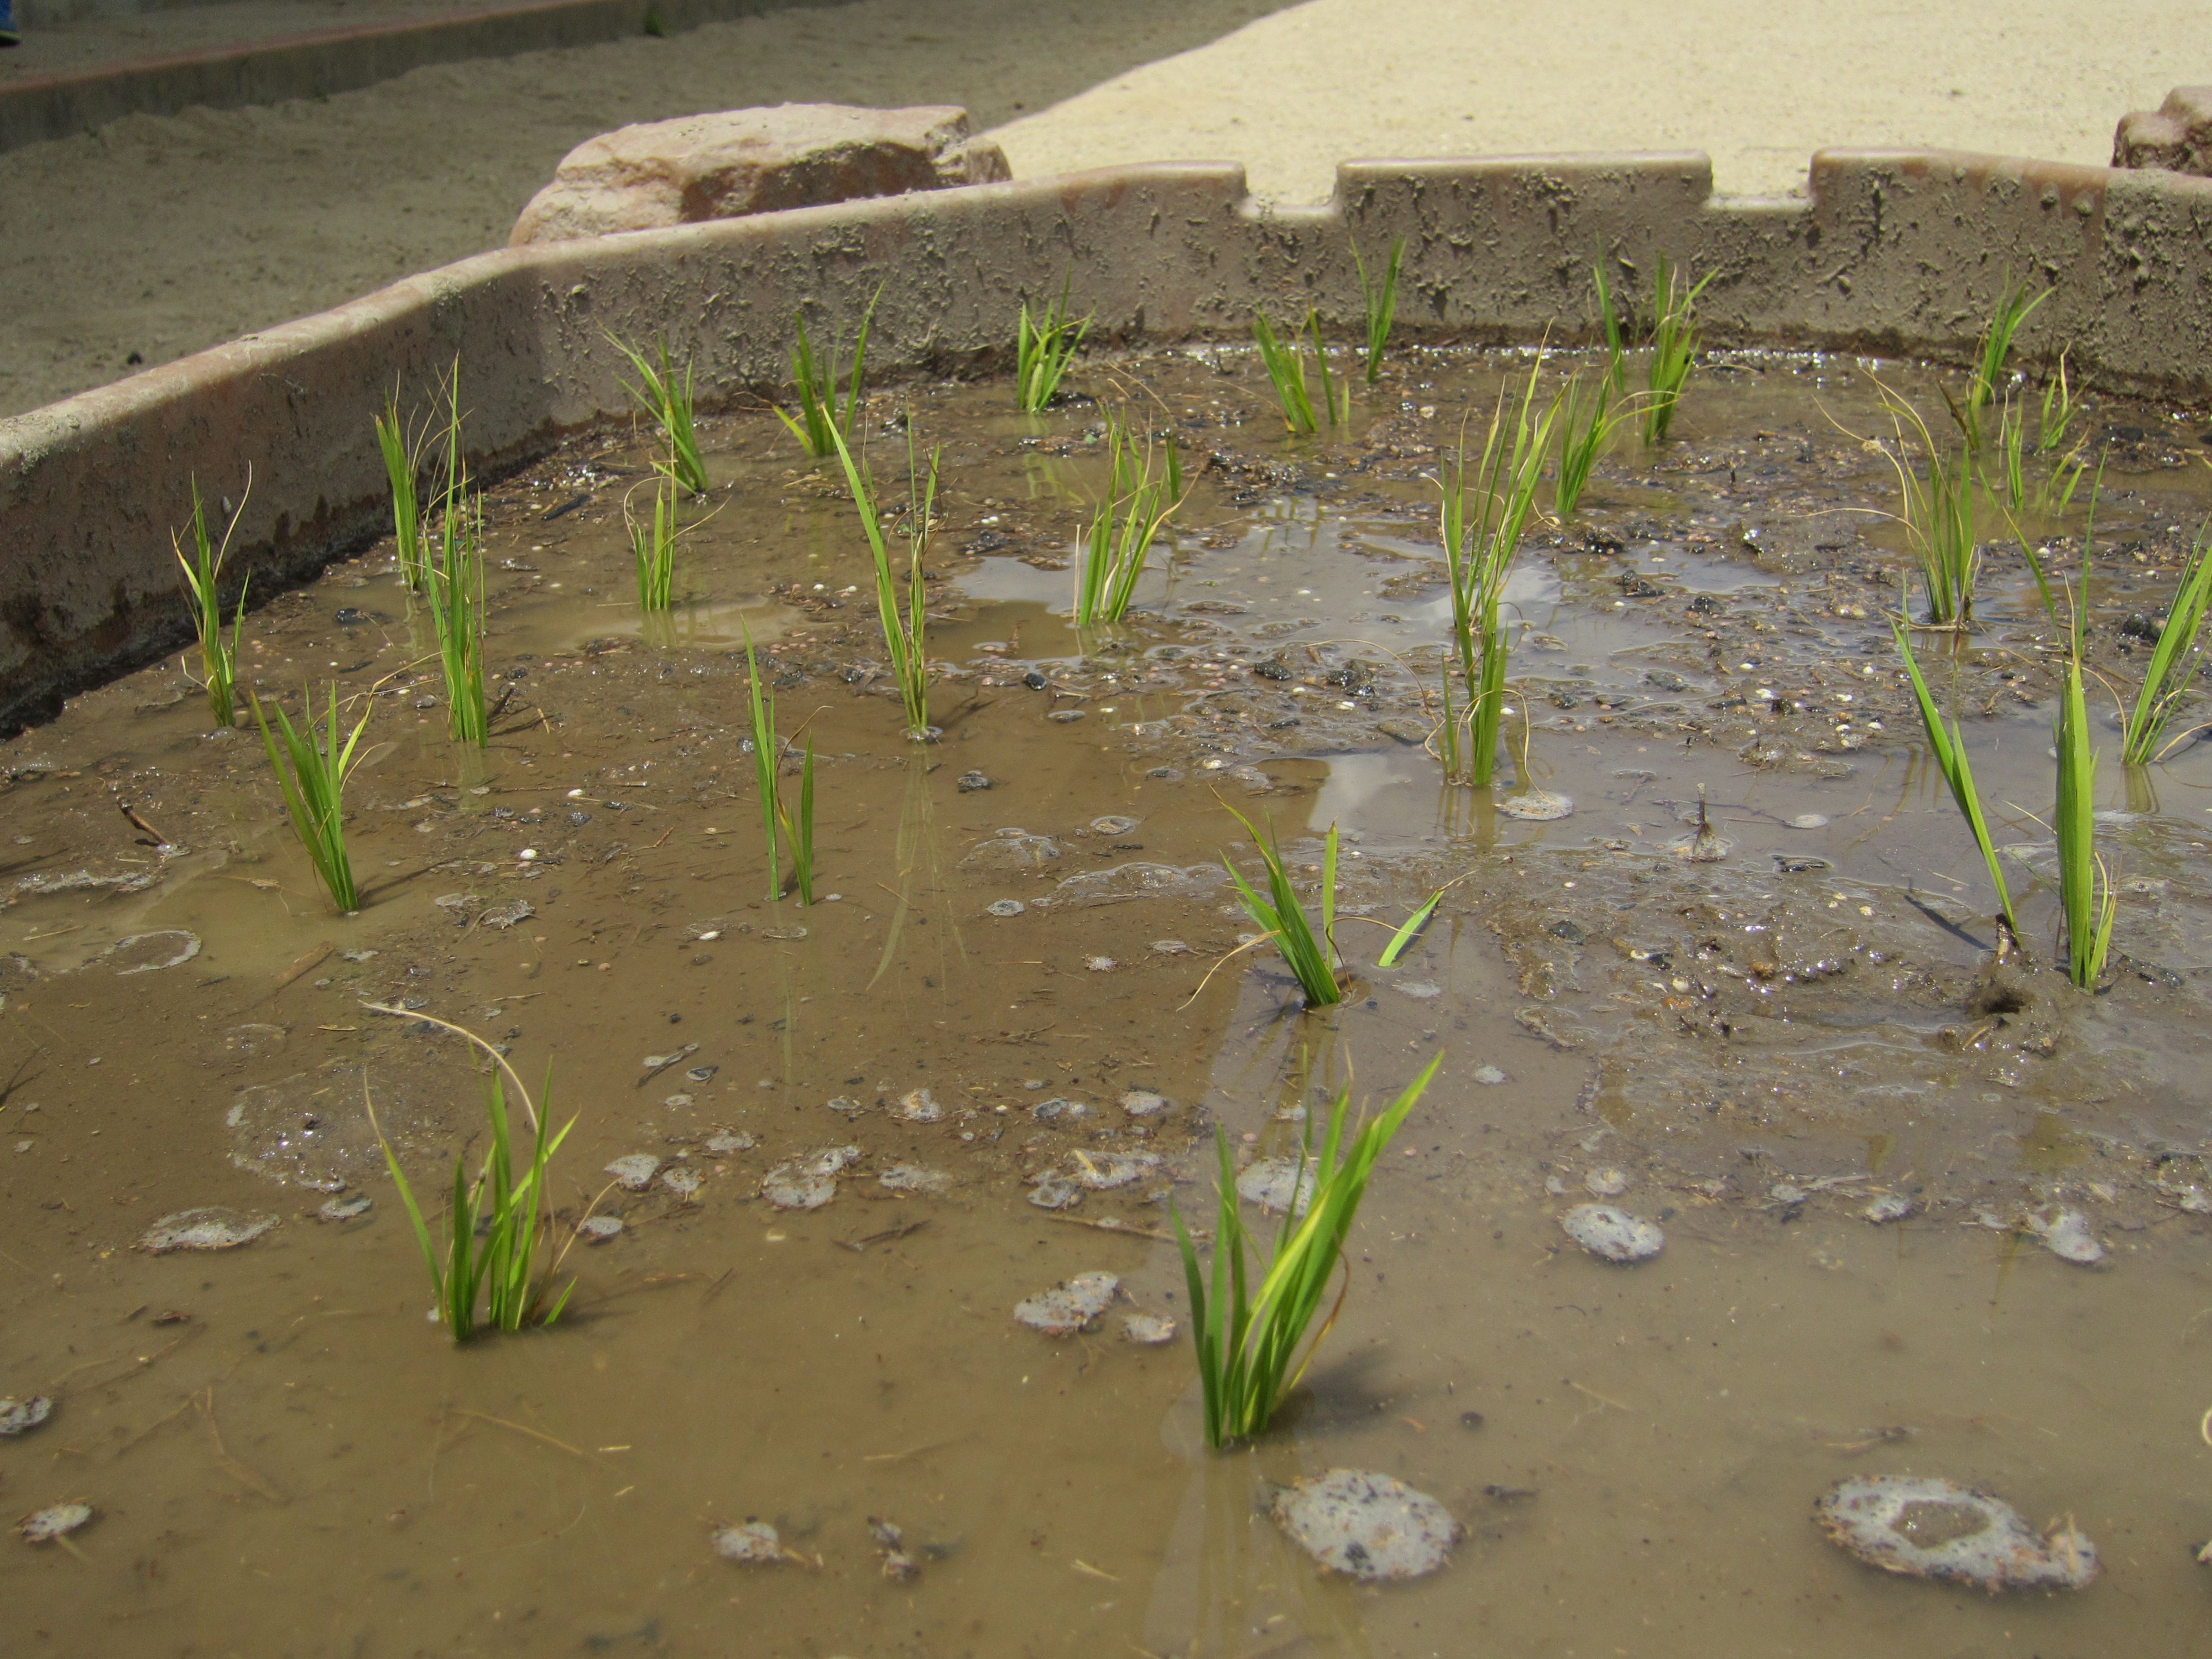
[1253, 311, 1317, 435]
[2122, 520, 2212, 764]
[1354, 237, 1403, 384]
[1377, 891, 1442, 968]
[1892, 618, 2021, 942]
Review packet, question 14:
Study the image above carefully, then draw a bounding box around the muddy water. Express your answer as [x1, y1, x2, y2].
[3, 347, 2212, 1655]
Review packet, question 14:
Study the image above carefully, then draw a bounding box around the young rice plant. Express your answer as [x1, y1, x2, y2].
[627, 467, 681, 613]
[780, 286, 879, 458]
[1219, 803, 1343, 1007]
[1171, 1053, 1442, 1449]
[1354, 237, 1404, 384]
[1642, 256, 1714, 445]
[742, 626, 816, 904]
[611, 333, 707, 496]
[1074, 411, 1180, 625]
[373, 393, 427, 591]
[172, 473, 251, 728]
[1253, 309, 1345, 435]
[1553, 373, 1620, 519]
[1015, 276, 1091, 413]
[828, 424, 937, 739]
[252, 684, 372, 915]
[2121, 519, 2212, 765]
[1440, 364, 1562, 785]
[362, 1008, 577, 1341]
[1953, 278, 2047, 452]
[1891, 617, 2023, 948]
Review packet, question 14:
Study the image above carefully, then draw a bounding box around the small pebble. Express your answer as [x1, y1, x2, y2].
[1270, 1469, 1459, 1582]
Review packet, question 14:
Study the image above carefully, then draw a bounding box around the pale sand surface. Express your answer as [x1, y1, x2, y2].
[2, 0, 2199, 418]
[994, 0, 2211, 201]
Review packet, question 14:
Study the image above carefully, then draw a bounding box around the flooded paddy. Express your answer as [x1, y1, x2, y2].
[3, 345, 2212, 1654]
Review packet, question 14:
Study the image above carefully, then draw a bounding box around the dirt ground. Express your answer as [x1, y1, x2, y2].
[3, 0, 2208, 420]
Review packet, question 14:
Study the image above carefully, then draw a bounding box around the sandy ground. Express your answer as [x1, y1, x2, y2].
[992, 0, 2211, 206]
[3, 0, 2206, 419]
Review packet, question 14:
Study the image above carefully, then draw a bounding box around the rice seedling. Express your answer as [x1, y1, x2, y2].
[361, 1008, 577, 1341]
[1170, 1053, 1441, 1449]
[744, 628, 782, 900]
[1870, 393, 1980, 626]
[1015, 275, 1091, 413]
[1641, 256, 1714, 445]
[373, 394, 426, 590]
[2033, 444, 2090, 518]
[1074, 411, 1181, 625]
[1992, 392, 2029, 515]
[171, 473, 251, 727]
[2121, 518, 2212, 764]
[1439, 364, 1563, 785]
[1593, 262, 1627, 390]
[828, 424, 937, 739]
[1890, 617, 2022, 948]
[251, 684, 372, 915]
[626, 466, 680, 612]
[1376, 890, 1441, 968]
[413, 366, 489, 745]
[779, 285, 880, 458]
[2038, 348, 2078, 453]
[1253, 309, 1346, 435]
[1353, 237, 1404, 384]
[1218, 803, 1342, 1006]
[1953, 278, 2048, 452]
[1553, 372, 1621, 519]
[743, 625, 816, 905]
[610, 333, 707, 496]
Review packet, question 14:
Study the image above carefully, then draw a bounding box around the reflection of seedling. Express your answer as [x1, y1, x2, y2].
[2122, 517, 2212, 765]
[1219, 803, 1342, 1007]
[1642, 256, 1713, 445]
[742, 627, 817, 904]
[1354, 237, 1404, 384]
[610, 333, 707, 495]
[1015, 275, 1090, 413]
[1553, 373, 1621, 519]
[1253, 309, 1345, 434]
[362, 1007, 577, 1342]
[172, 473, 251, 728]
[828, 424, 936, 739]
[1171, 1055, 1440, 1449]
[779, 285, 878, 458]
[252, 685, 371, 915]
[1074, 410, 1181, 624]
[1892, 618, 2023, 947]
[1441, 363, 1562, 785]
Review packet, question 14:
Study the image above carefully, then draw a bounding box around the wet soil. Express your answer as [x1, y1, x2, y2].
[3, 346, 2211, 1654]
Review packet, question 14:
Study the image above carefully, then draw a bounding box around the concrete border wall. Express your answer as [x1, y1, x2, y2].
[0, 0, 831, 152]
[3, 148, 2211, 733]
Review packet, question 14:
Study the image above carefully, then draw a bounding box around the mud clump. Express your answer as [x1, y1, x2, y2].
[1559, 1204, 1665, 1262]
[1270, 1469, 1459, 1582]
[1814, 1474, 2099, 1592]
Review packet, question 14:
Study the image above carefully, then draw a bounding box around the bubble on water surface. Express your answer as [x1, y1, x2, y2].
[1027, 1176, 1081, 1210]
[1013, 1271, 1119, 1335]
[1119, 1089, 1170, 1119]
[1238, 1157, 1318, 1217]
[879, 1164, 950, 1194]
[1584, 1168, 1628, 1198]
[139, 1207, 278, 1253]
[1864, 1192, 1915, 1224]
[986, 899, 1026, 917]
[1559, 1204, 1664, 1262]
[577, 1215, 624, 1243]
[605, 1155, 661, 1191]
[1498, 790, 1573, 822]
[226, 1072, 383, 1191]
[1066, 1150, 1160, 1191]
[316, 1194, 373, 1222]
[1121, 1313, 1177, 1345]
[712, 1520, 789, 1566]
[18, 1503, 92, 1545]
[0, 1397, 53, 1438]
[959, 830, 1061, 873]
[1814, 1474, 2098, 1590]
[107, 930, 200, 974]
[1270, 1469, 1459, 1582]
[895, 1088, 943, 1123]
[1089, 816, 1139, 836]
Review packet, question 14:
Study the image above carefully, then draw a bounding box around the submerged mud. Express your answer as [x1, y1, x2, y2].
[1, 346, 2210, 1652]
